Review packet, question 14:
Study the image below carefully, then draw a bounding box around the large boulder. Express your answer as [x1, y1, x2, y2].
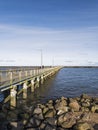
[58, 112, 76, 128]
[44, 124, 56, 130]
[81, 94, 92, 100]
[44, 109, 56, 118]
[33, 107, 42, 115]
[24, 116, 41, 128]
[44, 117, 57, 126]
[69, 100, 80, 112]
[73, 122, 94, 130]
[60, 118, 76, 128]
[91, 105, 98, 113]
[54, 99, 67, 113]
[43, 107, 49, 114]
[58, 114, 67, 125]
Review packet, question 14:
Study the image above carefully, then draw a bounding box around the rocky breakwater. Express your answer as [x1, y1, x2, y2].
[23, 94, 98, 130]
[0, 94, 98, 130]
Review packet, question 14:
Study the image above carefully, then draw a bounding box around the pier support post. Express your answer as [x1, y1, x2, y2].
[31, 79, 35, 92]
[10, 86, 17, 109]
[44, 73, 47, 80]
[50, 72, 53, 76]
[23, 82, 28, 99]
[41, 75, 44, 84]
[36, 77, 40, 88]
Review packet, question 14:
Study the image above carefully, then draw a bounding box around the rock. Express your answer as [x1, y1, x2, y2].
[48, 100, 53, 104]
[74, 122, 94, 130]
[58, 112, 76, 128]
[80, 107, 90, 112]
[44, 117, 57, 126]
[91, 105, 98, 113]
[10, 122, 17, 129]
[44, 109, 56, 118]
[94, 124, 98, 130]
[7, 111, 17, 121]
[80, 112, 90, 122]
[57, 107, 69, 115]
[81, 102, 90, 108]
[20, 105, 33, 114]
[58, 114, 67, 125]
[2, 104, 9, 113]
[7, 122, 13, 130]
[17, 95, 98, 129]
[43, 107, 49, 114]
[38, 113, 44, 120]
[23, 120, 27, 125]
[61, 118, 76, 128]
[61, 96, 67, 101]
[25, 116, 41, 128]
[89, 113, 98, 124]
[37, 103, 45, 109]
[93, 97, 98, 104]
[57, 127, 68, 130]
[81, 94, 92, 100]
[44, 124, 56, 130]
[55, 99, 59, 103]
[54, 99, 67, 112]
[69, 101, 80, 111]
[10, 121, 23, 130]
[33, 113, 44, 120]
[0, 121, 16, 130]
[25, 128, 39, 130]
[74, 97, 81, 102]
[18, 112, 29, 120]
[0, 112, 6, 120]
[40, 122, 46, 129]
[33, 107, 42, 114]
[31, 118, 41, 127]
[73, 113, 97, 124]
[46, 103, 54, 109]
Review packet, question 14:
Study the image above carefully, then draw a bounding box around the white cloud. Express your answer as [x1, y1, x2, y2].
[0, 24, 98, 66]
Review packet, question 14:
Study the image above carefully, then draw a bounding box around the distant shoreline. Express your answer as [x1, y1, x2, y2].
[64, 66, 98, 68]
[0, 66, 98, 68]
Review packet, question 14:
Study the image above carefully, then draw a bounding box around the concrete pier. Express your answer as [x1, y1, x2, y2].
[36, 77, 40, 88]
[0, 66, 63, 108]
[31, 79, 35, 92]
[10, 87, 17, 109]
[41, 75, 44, 84]
[23, 82, 28, 99]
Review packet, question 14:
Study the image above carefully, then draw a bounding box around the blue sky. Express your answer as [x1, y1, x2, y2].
[0, 0, 98, 66]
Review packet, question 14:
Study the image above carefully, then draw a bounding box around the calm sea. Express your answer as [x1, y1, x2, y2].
[1, 68, 98, 103]
[25, 67, 98, 105]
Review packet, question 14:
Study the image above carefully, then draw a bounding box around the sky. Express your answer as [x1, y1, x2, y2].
[0, 0, 98, 66]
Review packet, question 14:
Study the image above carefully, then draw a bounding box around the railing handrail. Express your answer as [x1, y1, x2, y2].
[0, 66, 58, 72]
